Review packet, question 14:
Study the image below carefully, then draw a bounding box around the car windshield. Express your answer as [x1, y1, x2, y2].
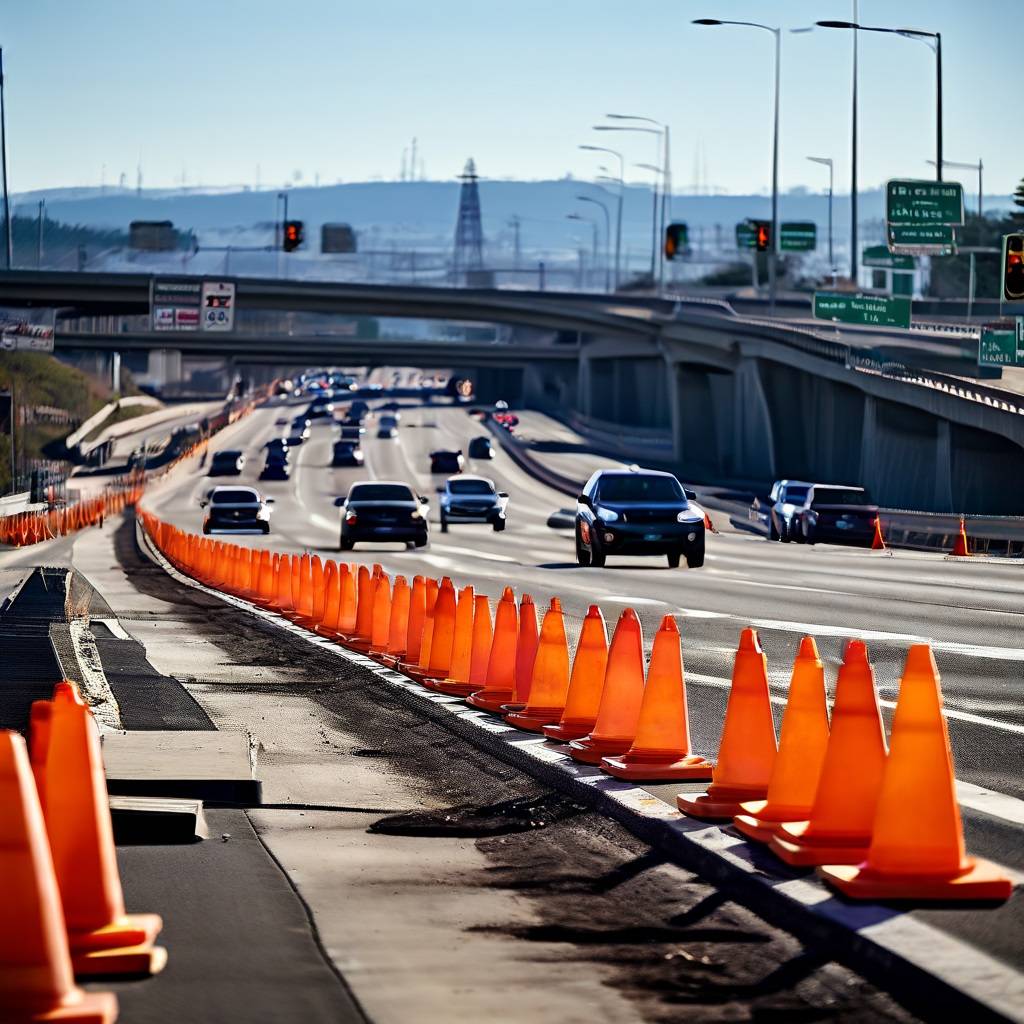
[813, 488, 872, 507]
[782, 486, 809, 503]
[213, 490, 259, 504]
[449, 479, 494, 495]
[596, 475, 684, 504]
[349, 484, 414, 502]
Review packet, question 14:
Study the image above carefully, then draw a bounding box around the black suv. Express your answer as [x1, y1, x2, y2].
[576, 468, 705, 568]
[338, 481, 429, 550]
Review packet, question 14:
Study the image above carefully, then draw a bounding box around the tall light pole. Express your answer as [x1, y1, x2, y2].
[807, 156, 834, 269]
[0, 48, 12, 270]
[927, 159, 983, 217]
[579, 144, 623, 288]
[694, 19, 780, 312]
[567, 213, 599, 289]
[817, 20, 942, 183]
[594, 123, 664, 284]
[36, 199, 44, 269]
[576, 195, 611, 292]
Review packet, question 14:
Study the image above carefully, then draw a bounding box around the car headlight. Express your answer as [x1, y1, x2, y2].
[410, 508, 422, 519]
[595, 507, 619, 523]
[676, 510, 702, 523]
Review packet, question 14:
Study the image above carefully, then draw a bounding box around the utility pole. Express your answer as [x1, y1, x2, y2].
[36, 199, 44, 268]
[0, 48, 12, 270]
[509, 215, 521, 269]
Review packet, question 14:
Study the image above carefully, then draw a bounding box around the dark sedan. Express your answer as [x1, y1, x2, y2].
[793, 485, 879, 546]
[208, 449, 245, 476]
[260, 450, 291, 480]
[332, 440, 365, 467]
[576, 468, 705, 568]
[338, 481, 429, 550]
[430, 450, 465, 474]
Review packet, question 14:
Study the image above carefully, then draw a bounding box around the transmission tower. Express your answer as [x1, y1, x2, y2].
[452, 158, 484, 283]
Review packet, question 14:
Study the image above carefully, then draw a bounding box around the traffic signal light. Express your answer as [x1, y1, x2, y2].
[664, 222, 689, 261]
[754, 220, 771, 252]
[1003, 233, 1024, 302]
[283, 220, 304, 253]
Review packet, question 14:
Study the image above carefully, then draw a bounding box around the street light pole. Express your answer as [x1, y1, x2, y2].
[927, 158, 983, 217]
[693, 20, 781, 313]
[577, 195, 612, 292]
[567, 213, 599, 288]
[0, 48, 12, 271]
[37, 199, 44, 269]
[807, 156, 834, 269]
[578, 144, 624, 288]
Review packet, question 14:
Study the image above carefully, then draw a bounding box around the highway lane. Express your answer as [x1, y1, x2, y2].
[144, 396, 1023, 809]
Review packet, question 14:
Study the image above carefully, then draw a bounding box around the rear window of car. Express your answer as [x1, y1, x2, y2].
[812, 488, 872, 507]
[348, 484, 414, 502]
[212, 451, 240, 461]
[596, 474, 684, 503]
[782, 486, 809, 503]
[449, 479, 494, 495]
[213, 490, 258, 504]
[380, 416, 397, 427]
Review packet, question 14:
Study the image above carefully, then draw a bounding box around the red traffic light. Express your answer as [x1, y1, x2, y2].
[1004, 234, 1024, 302]
[756, 223, 770, 251]
[283, 220, 304, 252]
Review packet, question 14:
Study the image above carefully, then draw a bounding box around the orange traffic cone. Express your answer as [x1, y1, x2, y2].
[336, 563, 358, 636]
[369, 575, 393, 656]
[506, 598, 570, 731]
[733, 636, 830, 842]
[0, 730, 118, 1023]
[351, 564, 376, 646]
[254, 550, 275, 605]
[569, 608, 645, 765]
[602, 615, 712, 781]
[409, 578, 440, 675]
[404, 576, 427, 665]
[543, 605, 609, 742]
[424, 578, 458, 680]
[386, 575, 411, 662]
[291, 553, 314, 624]
[870, 516, 886, 551]
[36, 683, 167, 975]
[309, 555, 326, 626]
[467, 594, 493, 692]
[426, 585, 475, 695]
[467, 587, 518, 712]
[318, 561, 341, 635]
[508, 594, 539, 709]
[819, 645, 1011, 901]
[950, 516, 970, 557]
[771, 640, 888, 866]
[677, 628, 777, 820]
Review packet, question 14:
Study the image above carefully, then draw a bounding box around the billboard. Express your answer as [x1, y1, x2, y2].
[322, 223, 357, 254]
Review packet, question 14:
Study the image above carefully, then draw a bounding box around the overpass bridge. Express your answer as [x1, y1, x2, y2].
[2, 270, 1022, 514]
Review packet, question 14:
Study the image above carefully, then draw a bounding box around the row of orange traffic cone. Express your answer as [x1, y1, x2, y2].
[140, 513, 1009, 904]
[0, 484, 143, 548]
[870, 514, 972, 556]
[1, 682, 166, 1022]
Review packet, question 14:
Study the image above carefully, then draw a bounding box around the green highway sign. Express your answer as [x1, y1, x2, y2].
[862, 245, 915, 270]
[886, 179, 964, 226]
[978, 325, 1018, 367]
[736, 222, 756, 249]
[813, 292, 912, 329]
[780, 222, 817, 252]
[887, 223, 957, 256]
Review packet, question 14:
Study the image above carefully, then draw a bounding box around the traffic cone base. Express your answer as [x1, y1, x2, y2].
[601, 750, 712, 782]
[818, 858, 1012, 902]
[733, 796, 819, 844]
[568, 733, 631, 765]
[71, 921, 168, 977]
[768, 821, 871, 868]
[504, 706, 562, 732]
[466, 689, 513, 713]
[425, 677, 478, 697]
[541, 718, 596, 743]
[677, 782, 768, 821]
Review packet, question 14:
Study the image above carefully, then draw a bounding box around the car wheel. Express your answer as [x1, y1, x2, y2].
[202, 524, 211, 535]
[339, 537, 354, 551]
[790, 517, 803, 543]
[589, 537, 606, 568]
[685, 543, 705, 569]
[575, 526, 591, 567]
[803, 523, 816, 545]
[666, 551, 681, 568]
[769, 520, 780, 541]
[440, 516, 449, 533]
[492, 519, 506, 532]
[261, 524, 270, 535]
[414, 536, 428, 548]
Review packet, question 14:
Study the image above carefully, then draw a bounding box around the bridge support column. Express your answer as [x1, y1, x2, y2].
[934, 419, 954, 512]
[732, 360, 775, 480]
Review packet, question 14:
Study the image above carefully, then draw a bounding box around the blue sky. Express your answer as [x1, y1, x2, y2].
[3, 0, 1021, 199]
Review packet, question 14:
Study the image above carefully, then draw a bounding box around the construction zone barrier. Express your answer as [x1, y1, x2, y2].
[136, 509, 1012, 907]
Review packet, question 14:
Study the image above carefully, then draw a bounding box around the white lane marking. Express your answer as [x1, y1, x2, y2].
[429, 543, 518, 563]
[703, 570, 858, 599]
[94, 617, 132, 641]
[602, 595, 669, 606]
[678, 607, 731, 619]
[310, 512, 338, 533]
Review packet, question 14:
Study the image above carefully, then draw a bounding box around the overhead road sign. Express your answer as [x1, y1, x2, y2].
[978, 324, 1020, 367]
[887, 223, 957, 257]
[736, 221, 757, 249]
[813, 292, 911, 329]
[862, 245, 915, 271]
[780, 222, 817, 252]
[201, 281, 236, 333]
[152, 278, 236, 333]
[886, 179, 964, 227]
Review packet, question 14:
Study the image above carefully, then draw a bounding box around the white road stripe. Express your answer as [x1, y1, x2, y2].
[429, 542, 518, 563]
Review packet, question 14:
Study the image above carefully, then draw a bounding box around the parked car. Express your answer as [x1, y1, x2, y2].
[260, 450, 291, 481]
[338, 481, 429, 550]
[792, 484, 879, 546]
[468, 436, 494, 460]
[208, 450, 245, 476]
[429, 450, 465, 474]
[377, 414, 399, 439]
[575, 468, 705, 568]
[439, 476, 508, 532]
[750, 479, 812, 542]
[332, 440, 365, 467]
[201, 486, 274, 534]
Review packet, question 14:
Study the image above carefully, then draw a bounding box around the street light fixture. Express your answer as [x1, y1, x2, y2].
[578, 144, 624, 288]
[567, 213, 601, 289]
[927, 158, 983, 217]
[576, 196, 612, 292]
[817, 20, 942, 182]
[807, 156, 834, 269]
[694, 18, 781, 312]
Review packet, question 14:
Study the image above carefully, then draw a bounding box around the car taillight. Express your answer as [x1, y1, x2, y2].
[346, 513, 358, 525]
